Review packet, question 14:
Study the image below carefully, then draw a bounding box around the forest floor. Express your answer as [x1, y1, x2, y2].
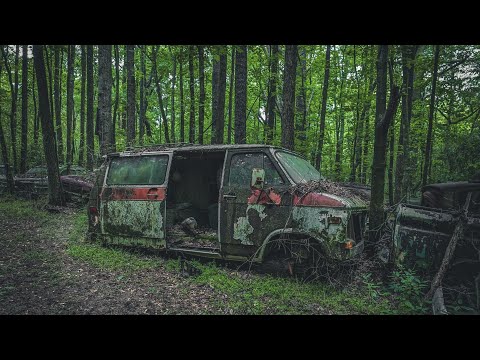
[0, 197, 411, 315]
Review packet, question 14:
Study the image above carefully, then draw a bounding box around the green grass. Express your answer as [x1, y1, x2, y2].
[0, 196, 50, 220]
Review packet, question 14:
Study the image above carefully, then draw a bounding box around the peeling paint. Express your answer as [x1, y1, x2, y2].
[233, 204, 268, 245]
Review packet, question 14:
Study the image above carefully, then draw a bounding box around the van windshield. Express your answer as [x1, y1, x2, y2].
[275, 151, 323, 184]
[107, 155, 169, 185]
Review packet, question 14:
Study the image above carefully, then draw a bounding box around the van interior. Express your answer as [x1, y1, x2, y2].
[165, 151, 225, 250]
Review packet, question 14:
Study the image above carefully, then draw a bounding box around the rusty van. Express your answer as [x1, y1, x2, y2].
[87, 144, 370, 268]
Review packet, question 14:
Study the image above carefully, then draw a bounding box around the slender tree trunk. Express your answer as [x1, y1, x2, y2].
[126, 45, 136, 147]
[388, 124, 395, 205]
[86, 45, 94, 170]
[265, 45, 278, 145]
[369, 45, 400, 248]
[53, 46, 63, 164]
[152, 46, 170, 144]
[111, 44, 119, 150]
[227, 47, 235, 144]
[198, 46, 205, 144]
[32, 45, 65, 206]
[188, 46, 195, 143]
[66, 45, 75, 165]
[78, 45, 86, 166]
[179, 47, 185, 143]
[234, 45, 247, 144]
[170, 52, 176, 143]
[315, 45, 331, 170]
[98, 45, 112, 156]
[139, 45, 146, 145]
[44, 46, 54, 121]
[334, 48, 347, 180]
[212, 46, 227, 144]
[350, 45, 361, 182]
[32, 66, 39, 148]
[422, 45, 440, 188]
[281, 45, 297, 150]
[20, 44, 28, 174]
[0, 64, 15, 193]
[211, 48, 219, 143]
[295, 46, 307, 154]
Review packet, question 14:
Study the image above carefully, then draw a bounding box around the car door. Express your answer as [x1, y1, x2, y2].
[100, 152, 172, 249]
[219, 149, 292, 258]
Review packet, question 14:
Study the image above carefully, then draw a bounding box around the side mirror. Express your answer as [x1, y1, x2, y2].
[251, 168, 265, 189]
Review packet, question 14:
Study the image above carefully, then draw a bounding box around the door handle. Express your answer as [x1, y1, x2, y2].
[147, 188, 159, 199]
[223, 194, 237, 200]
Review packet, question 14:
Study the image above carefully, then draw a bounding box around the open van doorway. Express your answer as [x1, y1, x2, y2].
[165, 150, 226, 251]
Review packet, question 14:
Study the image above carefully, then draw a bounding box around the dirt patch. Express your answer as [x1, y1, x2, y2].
[0, 207, 226, 315]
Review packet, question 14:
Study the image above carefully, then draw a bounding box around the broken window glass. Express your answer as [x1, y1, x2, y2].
[229, 153, 284, 187]
[275, 151, 322, 184]
[107, 155, 169, 185]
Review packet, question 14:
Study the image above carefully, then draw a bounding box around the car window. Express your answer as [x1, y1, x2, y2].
[229, 153, 284, 187]
[275, 151, 322, 184]
[106, 155, 169, 185]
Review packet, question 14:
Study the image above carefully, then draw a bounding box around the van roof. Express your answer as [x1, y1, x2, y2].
[108, 144, 285, 156]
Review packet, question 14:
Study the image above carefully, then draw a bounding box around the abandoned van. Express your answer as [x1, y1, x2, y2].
[87, 144, 369, 268]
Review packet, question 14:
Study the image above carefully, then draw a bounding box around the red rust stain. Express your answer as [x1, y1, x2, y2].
[293, 193, 345, 207]
[248, 188, 281, 205]
[102, 187, 166, 201]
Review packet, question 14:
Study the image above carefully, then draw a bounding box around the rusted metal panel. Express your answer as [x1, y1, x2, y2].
[101, 187, 166, 201]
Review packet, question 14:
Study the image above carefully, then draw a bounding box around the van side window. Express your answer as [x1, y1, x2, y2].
[229, 153, 284, 187]
[107, 155, 169, 185]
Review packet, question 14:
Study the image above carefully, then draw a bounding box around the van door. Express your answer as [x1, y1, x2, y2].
[100, 153, 172, 249]
[219, 149, 291, 258]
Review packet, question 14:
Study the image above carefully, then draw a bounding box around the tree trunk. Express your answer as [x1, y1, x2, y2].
[0, 64, 15, 193]
[78, 45, 86, 166]
[98, 45, 112, 156]
[422, 45, 440, 188]
[395, 45, 418, 203]
[86, 45, 95, 170]
[53, 46, 63, 164]
[32, 65, 39, 148]
[295, 46, 307, 155]
[234, 45, 247, 144]
[188, 45, 195, 143]
[66, 45, 75, 165]
[126, 45, 136, 147]
[227, 47, 235, 144]
[139, 45, 145, 145]
[20, 44, 28, 174]
[281, 45, 297, 150]
[32, 45, 65, 206]
[198, 46, 205, 144]
[44, 46, 54, 122]
[152, 46, 170, 144]
[369, 45, 399, 248]
[179, 47, 185, 143]
[112, 44, 119, 150]
[212, 46, 227, 144]
[315, 45, 331, 170]
[265, 45, 278, 145]
[334, 47, 347, 181]
[170, 51, 176, 143]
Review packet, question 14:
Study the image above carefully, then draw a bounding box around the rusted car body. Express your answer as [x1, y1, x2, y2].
[393, 181, 480, 271]
[87, 145, 370, 264]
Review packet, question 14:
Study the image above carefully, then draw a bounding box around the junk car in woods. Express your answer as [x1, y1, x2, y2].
[87, 144, 371, 270]
[393, 180, 480, 274]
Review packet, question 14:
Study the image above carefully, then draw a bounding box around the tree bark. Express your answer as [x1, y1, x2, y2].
[265, 45, 278, 145]
[179, 47, 185, 143]
[212, 46, 227, 144]
[295, 46, 307, 155]
[334, 47, 347, 181]
[139, 45, 146, 145]
[32, 45, 65, 206]
[422, 45, 440, 188]
[281, 45, 297, 150]
[234, 45, 247, 144]
[315, 45, 331, 170]
[98, 45, 112, 156]
[86, 45, 95, 170]
[66, 45, 75, 165]
[112, 44, 120, 150]
[20, 44, 28, 174]
[53, 45, 63, 165]
[188, 46, 195, 143]
[0, 63, 15, 193]
[227, 47, 235, 144]
[78, 45, 86, 166]
[152, 46, 170, 144]
[170, 51, 176, 143]
[32, 65, 39, 149]
[369, 45, 400, 248]
[198, 46, 205, 144]
[126, 45, 136, 147]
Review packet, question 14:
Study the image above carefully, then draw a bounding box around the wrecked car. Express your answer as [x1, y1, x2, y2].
[393, 181, 480, 272]
[87, 144, 370, 269]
